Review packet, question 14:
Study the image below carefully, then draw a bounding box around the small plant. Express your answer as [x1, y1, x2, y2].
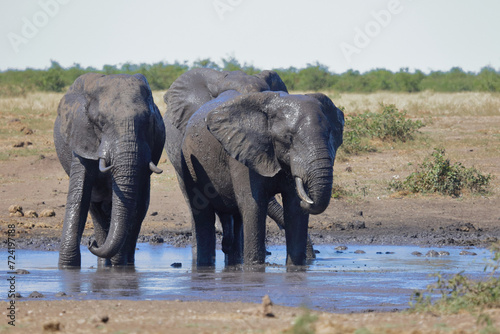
[331, 182, 350, 199]
[285, 309, 318, 334]
[390, 148, 492, 197]
[409, 243, 500, 330]
[340, 103, 425, 155]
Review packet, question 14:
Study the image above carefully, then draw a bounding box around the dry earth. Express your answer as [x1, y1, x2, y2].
[1, 91, 500, 333]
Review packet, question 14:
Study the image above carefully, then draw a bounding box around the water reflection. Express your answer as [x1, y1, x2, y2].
[7, 244, 493, 312]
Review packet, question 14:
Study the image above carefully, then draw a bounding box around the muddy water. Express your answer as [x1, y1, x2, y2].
[7, 244, 493, 312]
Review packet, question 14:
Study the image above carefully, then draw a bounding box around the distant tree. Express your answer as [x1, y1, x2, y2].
[295, 62, 333, 91]
[221, 56, 242, 71]
[192, 58, 220, 70]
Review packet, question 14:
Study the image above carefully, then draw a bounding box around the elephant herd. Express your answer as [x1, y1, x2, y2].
[54, 69, 344, 269]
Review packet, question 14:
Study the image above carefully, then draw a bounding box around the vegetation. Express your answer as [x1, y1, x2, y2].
[285, 309, 318, 334]
[409, 243, 500, 330]
[340, 103, 425, 155]
[390, 148, 492, 197]
[1, 59, 500, 97]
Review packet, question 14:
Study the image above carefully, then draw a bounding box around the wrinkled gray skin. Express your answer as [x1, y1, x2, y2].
[54, 73, 166, 268]
[164, 69, 344, 266]
[164, 69, 313, 264]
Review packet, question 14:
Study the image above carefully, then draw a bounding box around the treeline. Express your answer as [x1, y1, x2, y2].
[1, 58, 500, 96]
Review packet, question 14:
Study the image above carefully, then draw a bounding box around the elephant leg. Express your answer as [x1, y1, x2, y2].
[220, 213, 234, 255]
[191, 202, 217, 266]
[239, 200, 267, 265]
[59, 155, 97, 268]
[282, 192, 309, 266]
[89, 201, 112, 267]
[226, 213, 243, 266]
[267, 198, 316, 259]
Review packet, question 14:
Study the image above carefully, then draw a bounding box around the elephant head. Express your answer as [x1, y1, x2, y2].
[56, 73, 165, 262]
[206, 91, 344, 215]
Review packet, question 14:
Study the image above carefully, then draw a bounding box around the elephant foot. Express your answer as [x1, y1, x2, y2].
[58, 254, 82, 268]
[97, 257, 112, 267]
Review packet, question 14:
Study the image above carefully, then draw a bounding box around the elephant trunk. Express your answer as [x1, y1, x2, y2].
[88, 142, 143, 260]
[296, 156, 333, 215]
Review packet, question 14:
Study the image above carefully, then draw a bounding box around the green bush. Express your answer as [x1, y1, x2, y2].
[340, 103, 425, 155]
[390, 148, 492, 197]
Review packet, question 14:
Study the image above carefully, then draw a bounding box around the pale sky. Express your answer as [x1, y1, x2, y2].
[1, 0, 499, 73]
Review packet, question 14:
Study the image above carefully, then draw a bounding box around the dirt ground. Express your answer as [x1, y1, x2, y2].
[1, 91, 500, 332]
[2, 153, 500, 333]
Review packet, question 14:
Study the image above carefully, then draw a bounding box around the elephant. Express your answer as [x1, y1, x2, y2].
[164, 69, 344, 266]
[54, 73, 166, 267]
[164, 68, 316, 264]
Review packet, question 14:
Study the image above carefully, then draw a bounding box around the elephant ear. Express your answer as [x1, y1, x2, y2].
[254, 70, 289, 93]
[57, 74, 103, 160]
[306, 93, 345, 152]
[148, 95, 167, 165]
[164, 68, 224, 135]
[206, 92, 281, 177]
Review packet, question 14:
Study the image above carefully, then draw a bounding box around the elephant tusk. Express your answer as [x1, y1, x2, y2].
[295, 177, 314, 205]
[99, 158, 113, 173]
[149, 161, 163, 174]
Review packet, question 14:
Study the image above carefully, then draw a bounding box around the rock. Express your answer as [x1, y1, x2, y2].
[9, 204, 23, 213]
[335, 245, 348, 251]
[29, 291, 44, 298]
[13, 141, 32, 148]
[10, 211, 24, 217]
[411, 251, 423, 257]
[261, 295, 274, 317]
[150, 235, 164, 244]
[459, 250, 477, 256]
[55, 292, 67, 297]
[42, 321, 61, 332]
[170, 262, 182, 268]
[16, 269, 30, 274]
[90, 314, 109, 324]
[25, 210, 38, 218]
[426, 250, 440, 257]
[457, 223, 477, 232]
[438, 251, 450, 256]
[20, 127, 34, 135]
[354, 250, 366, 254]
[150, 211, 158, 216]
[385, 252, 395, 254]
[40, 209, 56, 217]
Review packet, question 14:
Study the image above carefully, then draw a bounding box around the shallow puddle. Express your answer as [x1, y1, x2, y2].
[6, 244, 493, 312]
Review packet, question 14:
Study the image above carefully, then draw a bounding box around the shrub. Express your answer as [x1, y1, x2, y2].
[390, 148, 492, 197]
[340, 103, 425, 155]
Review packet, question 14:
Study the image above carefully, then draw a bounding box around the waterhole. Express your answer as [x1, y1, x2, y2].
[5, 244, 493, 312]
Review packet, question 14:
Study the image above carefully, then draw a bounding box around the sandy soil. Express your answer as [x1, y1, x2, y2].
[1, 91, 500, 333]
[1, 154, 500, 333]
[5, 299, 500, 333]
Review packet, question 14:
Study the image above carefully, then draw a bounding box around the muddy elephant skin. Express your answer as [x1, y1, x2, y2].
[54, 73, 165, 267]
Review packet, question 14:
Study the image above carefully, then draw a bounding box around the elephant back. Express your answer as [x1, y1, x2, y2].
[164, 68, 289, 135]
[164, 68, 224, 135]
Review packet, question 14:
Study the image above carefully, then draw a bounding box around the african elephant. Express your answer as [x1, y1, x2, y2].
[163, 68, 317, 264]
[54, 73, 166, 267]
[166, 70, 344, 266]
